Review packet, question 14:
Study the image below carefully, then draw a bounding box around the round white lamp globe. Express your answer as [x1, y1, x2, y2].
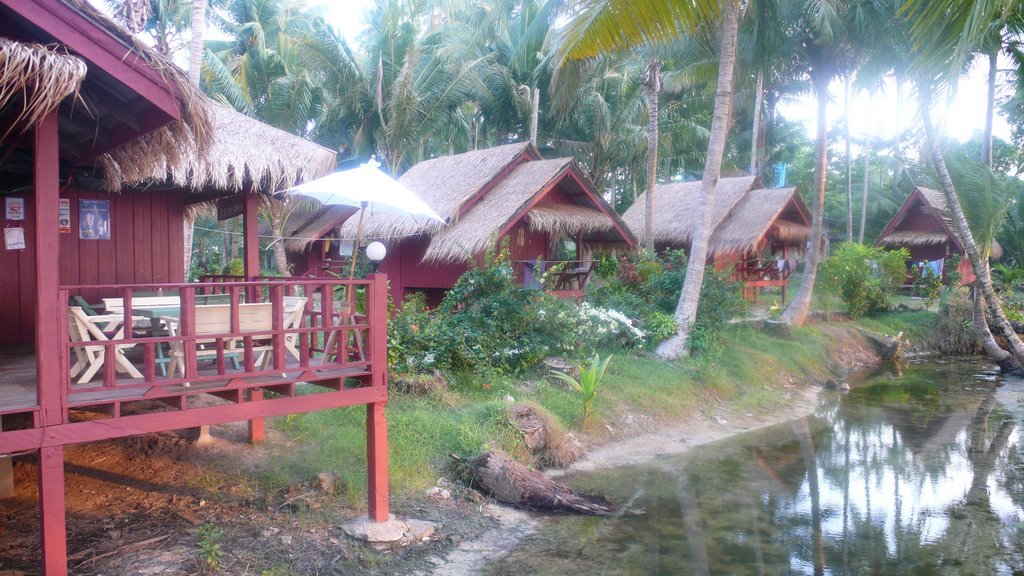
[366, 241, 387, 262]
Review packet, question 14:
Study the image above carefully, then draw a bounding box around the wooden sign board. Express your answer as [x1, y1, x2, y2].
[218, 193, 246, 221]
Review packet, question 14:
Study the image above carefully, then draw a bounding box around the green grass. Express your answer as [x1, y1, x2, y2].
[260, 310, 937, 504]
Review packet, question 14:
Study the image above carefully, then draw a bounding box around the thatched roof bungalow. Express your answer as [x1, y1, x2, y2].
[622, 176, 811, 302]
[875, 186, 989, 284]
[1, 3, 393, 574]
[325, 142, 634, 302]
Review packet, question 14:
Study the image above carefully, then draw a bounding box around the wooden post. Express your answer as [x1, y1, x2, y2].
[0, 455, 13, 498]
[247, 388, 265, 443]
[242, 191, 260, 287]
[242, 191, 263, 440]
[34, 111, 69, 576]
[367, 401, 389, 521]
[366, 273, 389, 521]
[39, 446, 68, 576]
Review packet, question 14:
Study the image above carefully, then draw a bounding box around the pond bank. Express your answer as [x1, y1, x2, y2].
[418, 318, 932, 575]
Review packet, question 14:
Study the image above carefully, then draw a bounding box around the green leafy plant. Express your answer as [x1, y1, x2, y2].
[819, 243, 909, 318]
[548, 353, 612, 426]
[197, 521, 224, 572]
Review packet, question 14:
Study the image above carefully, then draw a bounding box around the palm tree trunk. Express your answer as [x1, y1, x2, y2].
[183, 212, 196, 280]
[188, 0, 207, 87]
[656, 0, 739, 360]
[270, 219, 290, 275]
[844, 75, 853, 242]
[183, 0, 207, 278]
[921, 105, 1024, 366]
[530, 87, 540, 147]
[642, 59, 662, 250]
[780, 71, 829, 326]
[974, 288, 1011, 366]
[983, 50, 997, 166]
[858, 145, 869, 244]
[750, 70, 764, 176]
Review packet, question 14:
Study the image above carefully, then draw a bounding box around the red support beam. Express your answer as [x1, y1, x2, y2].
[241, 192, 264, 438]
[35, 110, 63, 426]
[242, 192, 260, 284]
[247, 388, 265, 443]
[366, 273, 390, 521]
[367, 401, 389, 521]
[39, 446, 67, 576]
[34, 110, 69, 575]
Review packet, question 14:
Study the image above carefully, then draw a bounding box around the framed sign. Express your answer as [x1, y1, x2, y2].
[58, 198, 71, 233]
[79, 199, 110, 240]
[5, 197, 24, 221]
[4, 227, 25, 250]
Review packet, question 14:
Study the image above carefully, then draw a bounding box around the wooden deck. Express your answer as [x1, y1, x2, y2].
[0, 345, 373, 422]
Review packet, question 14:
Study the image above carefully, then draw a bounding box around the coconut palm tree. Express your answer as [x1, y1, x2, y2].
[902, 0, 1024, 367]
[552, 0, 739, 358]
[779, 0, 865, 326]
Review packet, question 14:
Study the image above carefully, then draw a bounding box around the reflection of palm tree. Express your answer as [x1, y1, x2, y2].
[675, 469, 711, 576]
[931, 395, 1016, 572]
[792, 417, 825, 576]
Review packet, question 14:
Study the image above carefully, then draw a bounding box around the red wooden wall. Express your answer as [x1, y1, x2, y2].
[0, 188, 184, 345]
[380, 236, 468, 304]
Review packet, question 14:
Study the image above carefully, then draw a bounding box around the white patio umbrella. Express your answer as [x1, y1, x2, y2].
[282, 159, 444, 282]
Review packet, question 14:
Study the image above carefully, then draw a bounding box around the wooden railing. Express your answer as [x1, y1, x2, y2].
[59, 277, 386, 403]
[512, 260, 594, 294]
[732, 258, 791, 284]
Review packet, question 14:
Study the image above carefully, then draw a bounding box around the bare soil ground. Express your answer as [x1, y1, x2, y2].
[0, 419, 489, 576]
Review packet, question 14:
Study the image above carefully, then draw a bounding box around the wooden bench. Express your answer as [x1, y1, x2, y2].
[164, 303, 274, 378]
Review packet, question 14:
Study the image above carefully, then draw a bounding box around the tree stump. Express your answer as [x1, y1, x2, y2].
[467, 451, 618, 515]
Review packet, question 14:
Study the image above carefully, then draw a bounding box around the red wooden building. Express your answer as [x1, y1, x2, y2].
[875, 186, 986, 285]
[0, 2, 390, 573]
[318, 143, 635, 304]
[623, 176, 812, 303]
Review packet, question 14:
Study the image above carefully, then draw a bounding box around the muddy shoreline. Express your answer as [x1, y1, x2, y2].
[417, 384, 826, 575]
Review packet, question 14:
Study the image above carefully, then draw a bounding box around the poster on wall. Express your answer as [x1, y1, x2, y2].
[4, 227, 25, 250]
[79, 199, 110, 240]
[5, 197, 24, 221]
[58, 198, 71, 233]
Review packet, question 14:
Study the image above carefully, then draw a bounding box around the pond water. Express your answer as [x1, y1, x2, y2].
[485, 361, 1024, 575]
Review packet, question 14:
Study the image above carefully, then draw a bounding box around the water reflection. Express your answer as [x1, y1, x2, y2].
[486, 362, 1024, 575]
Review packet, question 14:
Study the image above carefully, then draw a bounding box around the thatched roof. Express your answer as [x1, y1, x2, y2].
[56, 0, 215, 190]
[423, 158, 573, 262]
[109, 104, 337, 193]
[622, 175, 759, 246]
[878, 230, 949, 247]
[917, 187, 948, 210]
[528, 204, 616, 236]
[340, 142, 534, 239]
[709, 187, 810, 255]
[334, 143, 632, 263]
[0, 37, 87, 139]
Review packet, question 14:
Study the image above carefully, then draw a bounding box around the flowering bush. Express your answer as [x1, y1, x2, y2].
[589, 249, 742, 353]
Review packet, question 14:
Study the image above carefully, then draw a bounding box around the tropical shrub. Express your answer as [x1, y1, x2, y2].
[589, 249, 743, 354]
[430, 265, 556, 373]
[818, 243, 909, 318]
[934, 289, 979, 355]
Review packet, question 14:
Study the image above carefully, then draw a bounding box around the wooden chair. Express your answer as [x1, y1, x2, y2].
[67, 306, 144, 384]
[280, 296, 308, 362]
[164, 304, 273, 379]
